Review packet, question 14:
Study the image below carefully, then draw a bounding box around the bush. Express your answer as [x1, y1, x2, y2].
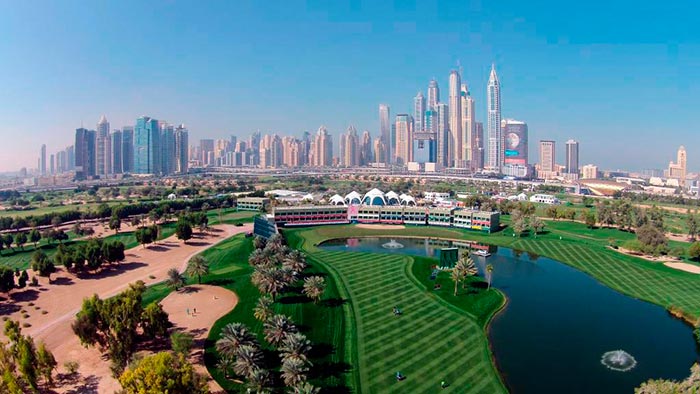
[64, 360, 79, 375]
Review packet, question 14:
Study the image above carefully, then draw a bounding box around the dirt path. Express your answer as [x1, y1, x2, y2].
[0, 223, 252, 394]
[160, 285, 238, 393]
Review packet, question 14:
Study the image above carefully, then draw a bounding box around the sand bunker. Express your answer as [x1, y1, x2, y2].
[664, 262, 700, 274]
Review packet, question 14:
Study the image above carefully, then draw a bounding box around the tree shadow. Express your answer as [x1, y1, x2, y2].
[0, 303, 20, 315]
[186, 241, 211, 247]
[79, 262, 148, 280]
[51, 276, 74, 286]
[321, 297, 347, 308]
[319, 384, 352, 394]
[206, 278, 235, 287]
[181, 286, 201, 294]
[10, 288, 40, 302]
[278, 295, 311, 305]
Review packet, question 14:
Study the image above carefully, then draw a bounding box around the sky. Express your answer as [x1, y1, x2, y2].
[0, 0, 699, 173]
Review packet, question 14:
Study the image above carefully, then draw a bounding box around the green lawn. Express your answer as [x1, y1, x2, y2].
[285, 228, 507, 394]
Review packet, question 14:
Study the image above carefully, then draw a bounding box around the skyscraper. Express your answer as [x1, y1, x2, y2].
[427, 79, 439, 110]
[174, 125, 189, 174]
[414, 92, 425, 133]
[39, 144, 46, 175]
[474, 122, 484, 170]
[539, 140, 556, 173]
[360, 130, 373, 166]
[121, 126, 134, 173]
[111, 130, 122, 174]
[461, 84, 476, 168]
[394, 114, 413, 165]
[436, 103, 449, 168]
[311, 126, 333, 167]
[160, 123, 176, 173]
[487, 64, 502, 171]
[96, 115, 111, 175]
[341, 125, 360, 167]
[565, 139, 580, 175]
[448, 70, 462, 166]
[373, 137, 385, 164]
[668, 146, 687, 186]
[133, 116, 161, 174]
[199, 139, 215, 166]
[49, 154, 55, 175]
[379, 104, 391, 164]
[75, 128, 95, 180]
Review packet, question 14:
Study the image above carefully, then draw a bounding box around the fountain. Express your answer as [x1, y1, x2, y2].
[382, 239, 404, 249]
[600, 350, 637, 372]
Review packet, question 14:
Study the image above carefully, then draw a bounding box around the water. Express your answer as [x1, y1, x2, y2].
[319, 237, 698, 393]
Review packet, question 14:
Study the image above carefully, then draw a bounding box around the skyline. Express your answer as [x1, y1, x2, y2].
[1, 1, 699, 172]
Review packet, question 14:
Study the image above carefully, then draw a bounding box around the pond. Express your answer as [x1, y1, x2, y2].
[319, 237, 698, 393]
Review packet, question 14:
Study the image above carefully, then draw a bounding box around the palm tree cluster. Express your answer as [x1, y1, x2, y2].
[249, 235, 306, 301]
[216, 323, 269, 389]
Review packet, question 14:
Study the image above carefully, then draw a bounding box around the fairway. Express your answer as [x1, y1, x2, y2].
[314, 249, 506, 393]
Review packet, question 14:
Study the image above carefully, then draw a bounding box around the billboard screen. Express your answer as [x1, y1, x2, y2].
[502, 121, 528, 166]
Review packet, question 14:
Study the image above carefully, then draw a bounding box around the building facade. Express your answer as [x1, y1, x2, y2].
[487, 65, 502, 171]
[133, 116, 161, 174]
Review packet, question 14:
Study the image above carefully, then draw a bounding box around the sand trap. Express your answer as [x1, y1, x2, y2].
[160, 285, 238, 393]
[664, 262, 700, 274]
[355, 224, 406, 230]
[0, 223, 252, 394]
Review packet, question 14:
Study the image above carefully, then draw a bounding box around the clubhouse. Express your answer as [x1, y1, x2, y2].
[272, 188, 500, 232]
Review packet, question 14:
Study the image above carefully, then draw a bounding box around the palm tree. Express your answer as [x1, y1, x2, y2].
[280, 332, 311, 363]
[302, 276, 326, 304]
[249, 249, 276, 267]
[264, 314, 297, 348]
[216, 355, 235, 379]
[247, 367, 272, 394]
[253, 296, 274, 323]
[216, 322, 257, 358]
[486, 264, 494, 290]
[455, 257, 478, 289]
[292, 382, 321, 394]
[252, 266, 287, 300]
[233, 345, 264, 378]
[451, 266, 465, 296]
[283, 250, 307, 273]
[186, 255, 209, 284]
[281, 356, 309, 388]
[166, 268, 185, 291]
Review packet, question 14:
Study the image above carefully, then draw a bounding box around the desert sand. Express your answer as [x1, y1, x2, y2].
[664, 262, 700, 274]
[160, 285, 238, 393]
[0, 222, 251, 394]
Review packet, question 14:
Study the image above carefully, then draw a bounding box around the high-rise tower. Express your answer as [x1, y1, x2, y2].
[448, 70, 462, 166]
[427, 79, 440, 110]
[379, 104, 391, 164]
[414, 92, 425, 133]
[460, 84, 476, 168]
[133, 116, 161, 174]
[96, 115, 111, 175]
[436, 103, 449, 168]
[487, 64, 502, 171]
[39, 144, 46, 175]
[565, 139, 580, 175]
[394, 114, 413, 165]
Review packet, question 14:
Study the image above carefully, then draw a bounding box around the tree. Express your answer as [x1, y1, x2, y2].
[511, 215, 527, 237]
[36, 341, 57, 387]
[451, 266, 466, 296]
[49, 229, 68, 244]
[688, 214, 698, 241]
[31, 251, 55, 277]
[171, 332, 194, 356]
[545, 205, 559, 220]
[186, 256, 209, 284]
[264, 314, 297, 348]
[2, 234, 13, 251]
[254, 296, 273, 323]
[83, 239, 105, 271]
[252, 266, 287, 300]
[246, 367, 272, 393]
[175, 221, 193, 244]
[635, 364, 700, 394]
[233, 345, 264, 379]
[141, 303, 170, 339]
[166, 268, 185, 291]
[118, 352, 209, 394]
[0, 266, 15, 293]
[14, 233, 26, 251]
[216, 323, 257, 359]
[17, 271, 28, 289]
[108, 215, 121, 234]
[689, 242, 700, 261]
[302, 276, 326, 304]
[280, 332, 311, 363]
[292, 382, 321, 394]
[530, 216, 545, 234]
[283, 250, 308, 274]
[103, 241, 126, 265]
[134, 227, 153, 249]
[636, 224, 668, 255]
[486, 264, 494, 290]
[28, 229, 41, 249]
[281, 356, 309, 388]
[584, 210, 597, 229]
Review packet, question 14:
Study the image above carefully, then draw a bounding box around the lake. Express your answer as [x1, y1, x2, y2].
[319, 237, 698, 393]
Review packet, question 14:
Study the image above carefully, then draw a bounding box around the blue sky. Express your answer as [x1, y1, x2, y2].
[0, 0, 698, 172]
